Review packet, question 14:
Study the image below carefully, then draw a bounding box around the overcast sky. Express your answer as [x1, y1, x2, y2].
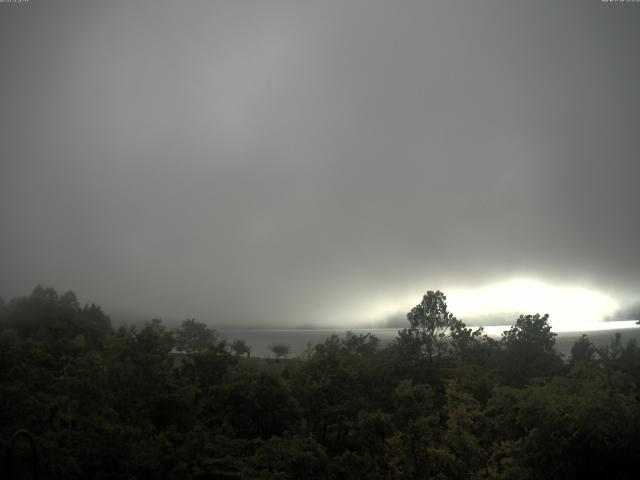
[1, 1, 639, 327]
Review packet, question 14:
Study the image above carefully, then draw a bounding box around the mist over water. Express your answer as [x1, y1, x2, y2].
[221, 321, 640, 358]
[2, 2, 640, 478]
[2, 1, 640, 328]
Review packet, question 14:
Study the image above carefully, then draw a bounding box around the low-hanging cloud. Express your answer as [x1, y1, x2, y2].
[1, 1, 639, 327]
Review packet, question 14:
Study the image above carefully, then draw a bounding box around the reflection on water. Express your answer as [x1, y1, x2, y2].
[221, 320, 640, 358]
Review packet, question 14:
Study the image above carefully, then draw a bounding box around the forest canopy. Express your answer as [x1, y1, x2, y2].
[1, 287, 640, 479]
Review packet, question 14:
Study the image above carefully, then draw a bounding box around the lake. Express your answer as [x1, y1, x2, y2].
[220, 320, 640, 359]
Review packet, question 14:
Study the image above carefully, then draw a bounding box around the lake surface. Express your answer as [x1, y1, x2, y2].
[220, 320, 640, 358]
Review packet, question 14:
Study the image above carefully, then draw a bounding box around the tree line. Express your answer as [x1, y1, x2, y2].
[1, 286, 640, 479]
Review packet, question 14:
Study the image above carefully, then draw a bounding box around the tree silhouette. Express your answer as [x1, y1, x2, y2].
[231, 339, 252, 359]
[269, 343, 291, 361]
[396, 290, 469, 365]
[173, 318, 218, 353]
[500, 313, 562, 386]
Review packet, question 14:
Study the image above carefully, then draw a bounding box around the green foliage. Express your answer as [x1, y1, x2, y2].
[1, 285, 111, 349]
[173, 318, 218, 353]
[2, 286, 640, 479]
[598, 332, 640, 385]
[290, 333, 384, 448]
[501, 313, 555, 351]
[386, 414, 457, 480]
[396, 291, 483, 371]
[241, 434, 328, 479]
[499, 313, 564, 386]
[486, 365, 640, 479]
[392, 379, 435, 428]
[204, 367, 301, 439]
[180, 339, 237, 390]
[570, 334, 597, 365]
[269, 342, 291, 360]
[231, 338, 252, 358]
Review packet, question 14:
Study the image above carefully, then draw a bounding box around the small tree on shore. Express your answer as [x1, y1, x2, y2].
[231, 339, 252, 359]
[269, 343, 291, 361]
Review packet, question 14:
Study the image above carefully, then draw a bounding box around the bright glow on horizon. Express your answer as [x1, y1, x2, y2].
[353, 277, 620, 329]
[481, 320, 637, 337]
[446, 278, 618, 327]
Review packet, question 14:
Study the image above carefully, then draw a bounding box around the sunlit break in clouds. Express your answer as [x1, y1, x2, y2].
[351, 278, 621, 330]
[446, 278, 619, 328]
[1, 1, 639, 329]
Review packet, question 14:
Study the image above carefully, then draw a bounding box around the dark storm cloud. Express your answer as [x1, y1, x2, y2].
[1, 1, 639, 326]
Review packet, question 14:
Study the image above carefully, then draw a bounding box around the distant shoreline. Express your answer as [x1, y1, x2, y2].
[218, 321, 640, 359]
